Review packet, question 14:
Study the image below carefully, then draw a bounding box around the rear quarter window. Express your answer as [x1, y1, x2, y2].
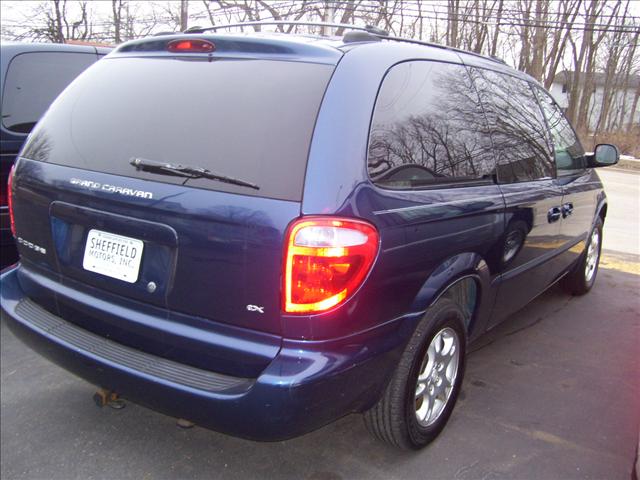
[367, 60, 496, 189]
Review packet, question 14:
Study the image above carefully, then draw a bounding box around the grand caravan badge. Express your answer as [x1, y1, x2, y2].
[70, 178, 153, 199]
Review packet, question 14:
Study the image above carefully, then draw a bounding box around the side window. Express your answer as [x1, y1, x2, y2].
[367, 61, 496, 189]
[470, 68, 554, 183]
[535, 87, 586, 173]
[2, 52, 96, 134]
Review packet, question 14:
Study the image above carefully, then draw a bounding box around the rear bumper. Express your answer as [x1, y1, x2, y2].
[1, 266, 412, 441]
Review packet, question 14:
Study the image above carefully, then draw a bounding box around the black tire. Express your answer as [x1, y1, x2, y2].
[364, 299, 467, 449]
[560, 217, 603, 296]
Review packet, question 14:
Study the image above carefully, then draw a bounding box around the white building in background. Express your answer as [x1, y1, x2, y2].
[549, 70, 640, 133]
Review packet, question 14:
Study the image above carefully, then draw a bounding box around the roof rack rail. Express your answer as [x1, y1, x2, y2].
[379, 34, 508, 65]
[182, 21, 504, 66]
[184, 21, 388, 36]
[489, 55, 507, 65]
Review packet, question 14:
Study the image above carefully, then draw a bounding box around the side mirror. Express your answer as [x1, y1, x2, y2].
[587, 144, 619, 168]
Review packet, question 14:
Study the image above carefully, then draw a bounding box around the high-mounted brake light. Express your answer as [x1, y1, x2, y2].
[283, 217, 379, 314]
[7, 164, 15, 237]
[167, 39, 215, 53]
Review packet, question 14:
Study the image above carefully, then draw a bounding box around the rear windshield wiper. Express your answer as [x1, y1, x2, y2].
[130, 157, 260, 190]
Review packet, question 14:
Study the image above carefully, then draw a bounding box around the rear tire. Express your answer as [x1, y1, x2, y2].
[560, 217, 603, 296]
[364, 299, 467, 449]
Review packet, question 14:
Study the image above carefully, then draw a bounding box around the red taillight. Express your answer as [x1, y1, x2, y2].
[167, 39, 215, 53]
[7, 164, 15, 237]
[283, 217, 379, 314]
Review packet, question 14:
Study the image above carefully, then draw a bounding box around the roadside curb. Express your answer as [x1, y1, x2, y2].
[600, 251, 640, 276]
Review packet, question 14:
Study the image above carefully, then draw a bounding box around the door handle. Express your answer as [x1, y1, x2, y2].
[547, 207, 562, 223]
[562, 202, 574, 218]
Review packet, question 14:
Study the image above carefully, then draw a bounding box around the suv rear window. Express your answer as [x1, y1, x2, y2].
[21, 57, 334, 201]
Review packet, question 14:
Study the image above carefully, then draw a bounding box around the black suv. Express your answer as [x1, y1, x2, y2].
[1, 42, 111, 267]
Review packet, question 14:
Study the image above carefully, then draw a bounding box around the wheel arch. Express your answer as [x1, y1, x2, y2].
[409, 252, 493, 339]
[595, 193, 607, 226]
[358, 252, 492, 415]
[597, 201, 607, 223]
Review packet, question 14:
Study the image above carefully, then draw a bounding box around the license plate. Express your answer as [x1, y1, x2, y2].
[82, 229, 144, 283]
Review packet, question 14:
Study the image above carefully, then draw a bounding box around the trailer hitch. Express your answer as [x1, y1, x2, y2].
[93, 388, 126, 409]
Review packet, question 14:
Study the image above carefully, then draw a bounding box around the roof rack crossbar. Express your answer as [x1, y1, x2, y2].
[184, 21, 388, 36]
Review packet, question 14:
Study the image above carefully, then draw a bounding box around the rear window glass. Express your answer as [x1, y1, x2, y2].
[2, 52, 97, 134]
[21, 57, 334, 201]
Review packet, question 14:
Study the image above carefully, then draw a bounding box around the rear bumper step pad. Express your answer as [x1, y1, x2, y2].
[14, 298, 253, 393]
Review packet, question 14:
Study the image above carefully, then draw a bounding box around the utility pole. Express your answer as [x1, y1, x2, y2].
[180, 0, 189, 32]
[322, 1, 334, 36]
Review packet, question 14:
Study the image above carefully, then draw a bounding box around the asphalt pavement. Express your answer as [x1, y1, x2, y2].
[1, 169, 639, 480]
[597, 168, 640, 256]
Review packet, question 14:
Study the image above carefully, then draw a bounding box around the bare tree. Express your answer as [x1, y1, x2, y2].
[111, 0, 123, 43]
[180, 0, 189, 31]
[447, 0, 460, 48]
[22, 0, 92, 43]
[1, 0, 638, 148]
[543, 0, 581, 89]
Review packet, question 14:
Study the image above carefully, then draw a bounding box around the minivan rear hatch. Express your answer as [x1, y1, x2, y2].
[13, 36, 339, 343]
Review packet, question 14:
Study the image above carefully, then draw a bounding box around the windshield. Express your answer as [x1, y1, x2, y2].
[21, 56, 334, 201]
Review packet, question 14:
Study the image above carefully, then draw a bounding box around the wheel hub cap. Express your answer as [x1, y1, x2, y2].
[415, 327, 460, 427]
[585, 229, 600, 283]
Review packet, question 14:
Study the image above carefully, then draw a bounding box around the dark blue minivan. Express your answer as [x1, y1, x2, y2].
[0, 25, 619, 449]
